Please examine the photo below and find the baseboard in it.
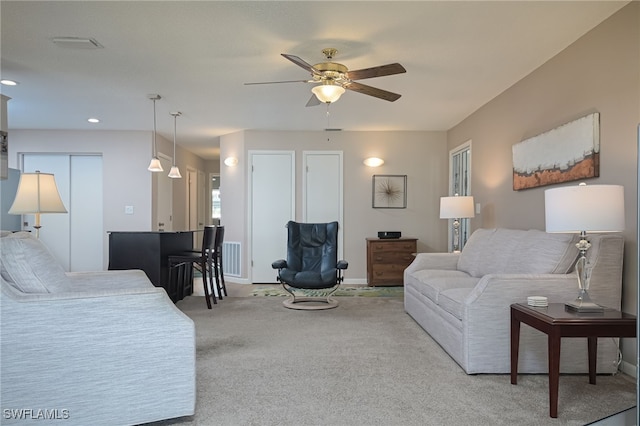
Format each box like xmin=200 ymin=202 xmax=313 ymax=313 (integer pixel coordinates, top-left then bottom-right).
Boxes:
xmin=619 ymin=360 xmax=637 ymax=379
xmin=224 ymin=277 xmax=369 ymax=285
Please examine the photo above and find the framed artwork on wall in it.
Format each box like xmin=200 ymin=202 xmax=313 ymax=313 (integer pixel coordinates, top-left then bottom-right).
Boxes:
xmin=372 ymin=174 xmax=407 ymax=209
xmin=512 ymin=112 xmax=600 ymax=190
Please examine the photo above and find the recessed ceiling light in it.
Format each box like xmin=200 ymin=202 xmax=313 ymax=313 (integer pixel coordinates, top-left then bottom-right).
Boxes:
xmin=87 ymin=118 xmax=100 ymax=123
xmin=1 ymin=79 xmax=18 ymax=86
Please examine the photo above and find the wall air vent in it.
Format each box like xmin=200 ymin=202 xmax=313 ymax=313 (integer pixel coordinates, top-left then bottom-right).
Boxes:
xmin=52 ymin=37 xmax=104 ymax=49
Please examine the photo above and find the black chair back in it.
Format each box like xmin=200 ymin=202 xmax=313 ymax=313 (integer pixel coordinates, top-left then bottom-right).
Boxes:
xmin=202 ymin=226 xmax=217 ymax=259
xmin=285 ymin=221 xmax=338 ymax=285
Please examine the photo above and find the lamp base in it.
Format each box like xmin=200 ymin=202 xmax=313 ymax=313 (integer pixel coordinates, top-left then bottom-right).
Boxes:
xmin=565 ymin=302 xmax=604 ymax=312
xmin=565 ymin=287 xmax=604 ymax=312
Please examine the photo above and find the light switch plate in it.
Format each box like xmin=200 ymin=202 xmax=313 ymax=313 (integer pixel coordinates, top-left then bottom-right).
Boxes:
xmin=124 ymin=205 xmax=134 ymax=215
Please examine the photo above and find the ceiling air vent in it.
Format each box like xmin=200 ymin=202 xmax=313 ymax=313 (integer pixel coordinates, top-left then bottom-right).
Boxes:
xmin=52 ymin=37 xmax=103 ymax=49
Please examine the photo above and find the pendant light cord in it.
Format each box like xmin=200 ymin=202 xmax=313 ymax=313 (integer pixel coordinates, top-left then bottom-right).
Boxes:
xmin=173 ymin=113 xmax=177 ymax=164
xmin=152 ymin=98 xmax=157 ymax=157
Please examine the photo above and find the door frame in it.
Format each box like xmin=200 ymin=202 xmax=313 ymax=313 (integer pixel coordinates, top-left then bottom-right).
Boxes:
xmin=247 ymin=150 xmax=295 ymax=283
xmin=301 ymin=150 xmax=344 ymax=260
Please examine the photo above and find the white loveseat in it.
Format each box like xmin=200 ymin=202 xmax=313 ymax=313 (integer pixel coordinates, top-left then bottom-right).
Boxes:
xmin=404 ymin=228 xmax=624 ymax=374
xmin=0 ymin=232 xmax=196 ymax=425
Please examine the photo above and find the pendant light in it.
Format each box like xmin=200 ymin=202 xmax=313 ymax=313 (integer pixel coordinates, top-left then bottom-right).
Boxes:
xmin=147 ymin=94 xmax=163 ymax=172
xmin=168 ymin=112 xmax=182 ymax=179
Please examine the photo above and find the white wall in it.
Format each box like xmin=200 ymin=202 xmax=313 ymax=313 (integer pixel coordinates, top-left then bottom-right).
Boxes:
xmin=221 ymin=129 xmax=449 ymax=283
xmin=8 ymin=129 xmax=153 ymax=268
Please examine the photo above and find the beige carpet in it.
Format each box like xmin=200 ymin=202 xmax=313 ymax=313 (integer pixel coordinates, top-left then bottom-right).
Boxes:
xmin=156 ymin=295 xmax=635 ymax=426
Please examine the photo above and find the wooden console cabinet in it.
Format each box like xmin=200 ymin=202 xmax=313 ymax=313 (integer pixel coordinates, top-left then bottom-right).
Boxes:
xmin=366 ymin=237 xmax=417 ymax=286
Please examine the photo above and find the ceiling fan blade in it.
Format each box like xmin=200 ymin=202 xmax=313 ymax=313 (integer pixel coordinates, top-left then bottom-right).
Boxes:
xmin=305 ymin=95 xmax=321 ymax=107
xmin=281 ymin=54 xmax=319 ymax=75
xmin=244 ymin=79 xmax=312 ymax=85
xmin=345 ymin=81 xmax=402 ymax=102
xmin=345 ymin=63 xmax=406 ymax=81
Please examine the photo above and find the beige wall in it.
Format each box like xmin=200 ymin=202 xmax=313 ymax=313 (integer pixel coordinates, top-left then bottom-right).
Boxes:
xmin=220 ymin=129 xmax=449 ymax=283
xmin=155 ymin=135 xmax=208 ymax=230
xmin=447 ymin=3 xmax=639 ymax=368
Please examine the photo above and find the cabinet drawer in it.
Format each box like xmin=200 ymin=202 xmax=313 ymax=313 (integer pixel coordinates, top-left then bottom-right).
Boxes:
xmin=370 ymin=242 xmax=416 ymax=253
xmin=371 ymin=252 xmax=415 ymax=265
xmin=371 ymin=265 xmax=404 ymax=283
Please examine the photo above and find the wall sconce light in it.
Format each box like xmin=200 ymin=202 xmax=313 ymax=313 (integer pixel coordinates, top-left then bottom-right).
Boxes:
xmin=363 ymin=157 xmax=384 ymax=167
xmin=224 ymin=157 xmax=238 ymax=167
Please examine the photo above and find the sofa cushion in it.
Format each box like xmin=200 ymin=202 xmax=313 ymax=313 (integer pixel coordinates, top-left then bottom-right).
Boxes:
xmin=505 ymin=230 xmax=579 ymax=274
xmin=457 ymin=228 xmax=578 ymax=277
xmin=438 ymin=287 xmax=474 ymax=320
xmin=0 ymin=232 xmax=70 ymax=293
xmin=409 ymin=269 xmax=479 ymax=304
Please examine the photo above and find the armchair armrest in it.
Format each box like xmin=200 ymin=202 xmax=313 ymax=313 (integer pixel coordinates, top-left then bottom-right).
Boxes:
xmin=272 ymin=259 xmax=287 ymax=269
xmin=337 ymin=260 xmax=348 ymax=270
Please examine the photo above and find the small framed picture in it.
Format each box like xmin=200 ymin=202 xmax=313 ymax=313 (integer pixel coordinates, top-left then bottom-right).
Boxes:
xmin=372 ymin=175 xmax=407 ymax=209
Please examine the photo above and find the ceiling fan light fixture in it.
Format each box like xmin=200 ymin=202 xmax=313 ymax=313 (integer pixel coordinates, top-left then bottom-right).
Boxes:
xmin=311 ymin=84 xmax=345 ymax=104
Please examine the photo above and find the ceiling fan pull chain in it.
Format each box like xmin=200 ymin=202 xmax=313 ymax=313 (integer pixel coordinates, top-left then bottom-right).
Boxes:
xmin=326 ymin=103 xmax=331 ymax=141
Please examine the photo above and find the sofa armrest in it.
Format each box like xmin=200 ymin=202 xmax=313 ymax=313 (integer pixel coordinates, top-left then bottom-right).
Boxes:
xmin=465 ymin=273 xmax=581 ymax=309
xmin=1 ymin=280 xmax=195 ymax=424
xmin=404 ymin=252 xmax=460 ymax=276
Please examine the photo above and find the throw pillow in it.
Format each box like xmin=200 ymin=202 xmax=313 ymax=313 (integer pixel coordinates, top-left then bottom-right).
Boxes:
xmin=0 ymin=232 xmax=70 ymax=293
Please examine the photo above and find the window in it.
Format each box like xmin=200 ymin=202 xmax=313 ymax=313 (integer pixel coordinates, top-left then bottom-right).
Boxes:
xmin=211 ymin=174 xmax=221 ymax=220
xmin=449 ymin=142 xmax=472 ymax=250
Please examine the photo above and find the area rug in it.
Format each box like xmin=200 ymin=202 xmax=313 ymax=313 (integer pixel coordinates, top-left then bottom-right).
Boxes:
xmin=250 ymin=285 xmax=404 ymax=297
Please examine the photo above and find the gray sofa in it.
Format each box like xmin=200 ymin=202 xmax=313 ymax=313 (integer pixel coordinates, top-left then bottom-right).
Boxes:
xmin=404 ymin=228 xmax=624 ymax=374
xmin=0 ymin=231 xmax=195 ymax=425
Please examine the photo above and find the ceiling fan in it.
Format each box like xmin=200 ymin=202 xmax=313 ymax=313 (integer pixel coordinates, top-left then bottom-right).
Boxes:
xmin=245 ymin=48 xmax=406 ymax=107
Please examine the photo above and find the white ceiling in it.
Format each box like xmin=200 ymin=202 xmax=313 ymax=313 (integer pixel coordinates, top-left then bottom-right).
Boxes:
xmin=0 ymin=1 xmax=628 ymax=160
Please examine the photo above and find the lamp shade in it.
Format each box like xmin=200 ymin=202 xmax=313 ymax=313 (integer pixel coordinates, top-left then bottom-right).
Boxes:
xmin=440 ymin=196 xmax=475 ymax=219
xmin=311 ymin=84 xmax=345 ymax=103
xmin=545 ymin=184 xmax=625 ymax=232
xmin=8 ymin=172 xmax=67 ymax=214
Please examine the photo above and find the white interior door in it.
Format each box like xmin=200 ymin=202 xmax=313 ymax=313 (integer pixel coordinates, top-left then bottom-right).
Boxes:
xmin=250 ymin=151 xmax=295 ymax=283
xmin=22 ymin=154 xmax=103 ymax=271
xmin=156 ymin=154 xmax=172 ymax=231
xmin=303 ymin=151 xmax=344 ymax=259
xmin=69 ymin=155 xmax=103 ymax=271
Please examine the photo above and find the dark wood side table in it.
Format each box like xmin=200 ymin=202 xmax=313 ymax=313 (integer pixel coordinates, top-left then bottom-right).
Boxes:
xmin=510 ymin=303 xmax=636 ymax=418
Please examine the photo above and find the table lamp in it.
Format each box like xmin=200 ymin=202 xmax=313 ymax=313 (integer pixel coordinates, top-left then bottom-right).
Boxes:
xmin=545 ymin=183 xmax=625 ymax=312
xmin=8 ymin=171 xmax=67 ymax=238
xmin=440 ymin=194 xmax=475 ymax=252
